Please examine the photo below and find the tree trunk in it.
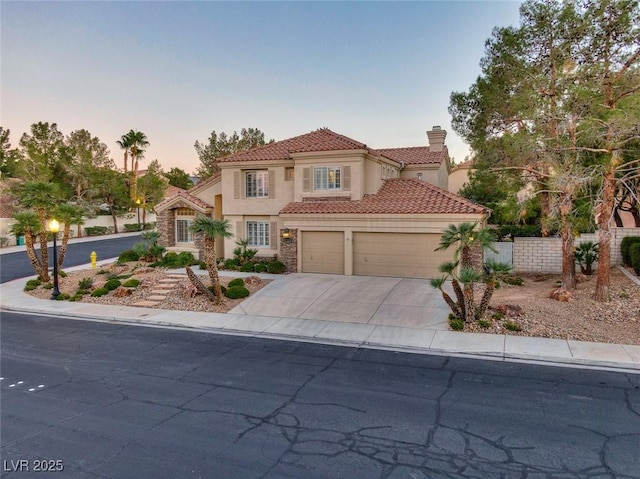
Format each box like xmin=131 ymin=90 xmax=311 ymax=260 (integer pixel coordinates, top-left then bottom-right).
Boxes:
xmin=451 ymin=279 xmax=465 ymax=319
xmin=58 ymin=224 xmax=71 ymax=269
xmin=24 ymin=231 xmax=45 ymax=281
xmin=110 ymin=208 xmax=119 ymax=234
xmin=123 ymin=152 xmax=128 ymax=173
xmin=185 ymin=266 xmax=217 ymax=301
xmin=36 ymin=208 xmax=50 ymax=282
xmin=463 ymin=283 xmax=475 ymax=323
xmin=204 ymin=237 xmax=224 ymax=303
xmin=439 ymin=290 xmax=462 ymax=319
xmin=594 ymin=164 xmax=617 ymax=302
xmin=561 ymin=224 xmax=576 ymax=291
xmin=477 ymin=281 xmax=495 ymax=320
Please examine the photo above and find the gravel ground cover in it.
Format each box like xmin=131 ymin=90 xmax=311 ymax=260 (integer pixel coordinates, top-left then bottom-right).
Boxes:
xmin=24 ymin=263 xmax=639 ymax=345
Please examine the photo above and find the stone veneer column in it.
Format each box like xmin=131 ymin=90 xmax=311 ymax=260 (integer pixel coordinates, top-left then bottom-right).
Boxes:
xmin=279 ymin=228 xmax=298 ymax=273
xmin=158 ymin=209 xmax=176 ymax=247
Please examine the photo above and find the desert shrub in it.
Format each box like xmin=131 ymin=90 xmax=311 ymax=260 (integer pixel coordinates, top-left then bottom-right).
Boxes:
xmin=504 ymin=321 xmax=523 ymax=332
xmin=223 ymin=258 xmax=240 ymax=270
xmin=178 ymin=251 xmax=197 ymax=266
xmin=208 ymin=285 xmax=227 ymax=295
xmin=91 ymin=287 xmax=109 ymax=297
xmin=228 ymin=278 xmax=245 ymax=288
xmin=266 ymin=260 xmax=286 ymax=274
xmin=198 ymin=261 xmax=207 ymax=270
xmin=24 ymin=278 xmax=42 ymax=291
xmin=503 ymin=276 xmax=524 ymax=286
xmin=55 ymin=293 xmax=71 ymax=301
xmin=104 ymin=279 xmax=122 ymax=290
xmin=478 ymin=319 xmax=492 ymax=328
xmin=254 ymin=262 xmax=268 ymax=273
xmin=124 ymin=223 xmax=142 ymax=232
xmin=224 ymin=285 xmax=250 ymax=299
xmin=59 ymin=270 xmax=67 ymax=278
xmin=233 ymin=239 xmax=258 ymax=265
xmin=240 ymin=262 xmax=256 ymax=272
xmin=449 ymin=317 xmax=465 ymax=331
xmin=97 ymin=268 xmax=109 ymax=275
xmin=574 ymin=241 xmax=599 ymax=275
xmin=85 ymin=226 xmax=109 ymax=236
xmin=630 ymin=243 xmax=640 ymax=276
xmin=42 ymin=282 xmax=53 ymax=290
xmin=76 ymin=289 xmax=91 ymax=296
xmin=491 ymin=310 xmax=506 ymax=321
xmin=78 ymin=277 xmax=94 ymax=290
xmin=122 ymin=279 xmax=141 ymax=288
xmin=621 ymin=237 xmax=640 ymax=266
xmin=118 ymin=249 xmax=141 ymax=263
xmin=69 ymin=294 xmax=83 ymax=302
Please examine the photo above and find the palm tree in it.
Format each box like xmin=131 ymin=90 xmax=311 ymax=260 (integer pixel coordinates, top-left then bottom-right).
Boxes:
xmin=477 ymin=260 xmax=513 ymax=319
xmin=54 ymin=203 xmax=85 ymax=269
xmin=435 ymin=222 xmax=497 ymax=270
xmin=19 ymin=181 xmax=61 ymax=281
xmin=9 ymin=211 xmax=46 ymax=281
xmin=189 ymin=216 xmax=233 ymax=302
xmin=116 ymin=132 xmax=133 ymax=173
xmin=127 ymin=130 xmax=149 ymax=201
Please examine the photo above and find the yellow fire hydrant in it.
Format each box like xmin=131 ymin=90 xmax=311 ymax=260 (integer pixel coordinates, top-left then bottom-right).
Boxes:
xmin=90 ymin=251 xmax=97 ymax=269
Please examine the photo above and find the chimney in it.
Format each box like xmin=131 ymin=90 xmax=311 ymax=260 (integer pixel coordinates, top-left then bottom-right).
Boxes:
xmin=427 ymin=125 xmax=447 ymax=152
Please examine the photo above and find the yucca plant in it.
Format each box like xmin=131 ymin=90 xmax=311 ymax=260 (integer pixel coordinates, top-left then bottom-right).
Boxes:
xmin=575 ymin=241 xmax=598 ymax=275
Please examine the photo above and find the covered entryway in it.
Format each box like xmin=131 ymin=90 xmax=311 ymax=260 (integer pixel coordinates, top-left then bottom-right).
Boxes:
xmin=353 ymin=232 xmax=450 ymax=279
xmin=301 ymin=231 xmax=345 ymax=274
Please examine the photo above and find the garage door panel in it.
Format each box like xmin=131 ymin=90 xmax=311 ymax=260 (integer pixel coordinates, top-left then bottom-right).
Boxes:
xmin=353 ymin=232 xmax=452 ymax=279
xmin=302 ymin=232 xmax=344 ymax=274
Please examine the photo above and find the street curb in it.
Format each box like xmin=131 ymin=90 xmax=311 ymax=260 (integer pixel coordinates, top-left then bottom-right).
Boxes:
xmin=3 ymin=304 xmax=639 ymax=375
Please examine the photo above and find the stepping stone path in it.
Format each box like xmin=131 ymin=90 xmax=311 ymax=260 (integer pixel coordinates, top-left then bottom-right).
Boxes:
xmin=132 ymin=275 xmax=183 ymax=308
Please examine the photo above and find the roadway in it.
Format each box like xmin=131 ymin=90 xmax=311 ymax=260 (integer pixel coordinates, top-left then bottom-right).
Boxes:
xmin=2 ymin=312 xmax=639 ymax=478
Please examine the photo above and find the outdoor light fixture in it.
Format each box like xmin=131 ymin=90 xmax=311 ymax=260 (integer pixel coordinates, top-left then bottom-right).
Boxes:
xmin=281 ymin=228 xmax=291 ymax=240
xmin=49 ymin=219 xmax=60 ymax=300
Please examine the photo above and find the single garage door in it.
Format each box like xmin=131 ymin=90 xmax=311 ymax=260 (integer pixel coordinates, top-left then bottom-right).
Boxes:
xmin=353 ymin=232 xmax=451 ymax=278
xmin=301 ymin=231 xmax=345 ymax=274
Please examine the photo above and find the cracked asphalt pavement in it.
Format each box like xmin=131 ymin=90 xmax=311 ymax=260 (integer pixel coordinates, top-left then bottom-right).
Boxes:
xmin=1 ymin=312 xmax=639 ymax=478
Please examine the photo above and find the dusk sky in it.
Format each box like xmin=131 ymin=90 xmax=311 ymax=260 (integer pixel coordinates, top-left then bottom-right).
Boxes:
xmin=2 ymin=1 xmax=523 ymax=175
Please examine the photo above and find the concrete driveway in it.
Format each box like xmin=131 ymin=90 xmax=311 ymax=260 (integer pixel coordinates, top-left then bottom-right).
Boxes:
xmin=229 ymin=273 xmax=450 ymax=330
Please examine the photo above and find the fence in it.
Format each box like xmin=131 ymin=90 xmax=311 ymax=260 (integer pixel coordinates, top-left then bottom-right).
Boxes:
xmin=484 ymin=227 xmax=640 ymax=274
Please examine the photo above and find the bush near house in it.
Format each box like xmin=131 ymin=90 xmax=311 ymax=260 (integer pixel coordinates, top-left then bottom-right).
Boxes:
xmin=630 ymin=243 xmax=640 ymax=276
xmin=85 ymin=226 xmax=111 ymax=236
xmin=621 ymin=237 xmax=640 ymax=267
xmin=224 ymin=285 xmax=250 ymax=299
xmin=266 ymin=260 xmax=286 ymax=274
xmin=228 ymin=278 xmax=245 ymax=288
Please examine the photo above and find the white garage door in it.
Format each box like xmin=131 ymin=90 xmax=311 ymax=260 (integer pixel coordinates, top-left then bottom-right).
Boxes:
xmin=301 ymin=231 xmax=345 ymax=274
xmin=353 ymin=232 xmax=451 ymax=278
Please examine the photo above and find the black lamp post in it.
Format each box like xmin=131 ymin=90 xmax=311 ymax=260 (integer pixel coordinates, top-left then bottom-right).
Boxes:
xmin=49 ymin=219 xmax=60 ymax=300
xmin=136 ymin=198 xmax=141 ymax=231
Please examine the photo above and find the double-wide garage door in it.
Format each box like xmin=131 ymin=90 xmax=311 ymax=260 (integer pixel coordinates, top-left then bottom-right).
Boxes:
xmin=301 ymin=231 xmax=452 ymax=278
xmin=353 ymin=232 xmax=449 ymax=278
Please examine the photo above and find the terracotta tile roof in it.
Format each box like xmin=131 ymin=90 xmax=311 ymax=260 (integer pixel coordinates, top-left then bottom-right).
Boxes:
xmin=451 ymin=158 xmax=474 ymax=172
xmin=165 ymin=185 xmax=185 ymax=198
xmin=188 ymin=171 xmax=221 ymax=195
xmin=378 ymin=146 xmax=447 ymax=166
xmin=280 ymin=178 xmax=488 ymax=215
xmin=217 ymin=128 xmax=378 ymax=163
xmin=155 ymin=190 xmax=213 ymax=213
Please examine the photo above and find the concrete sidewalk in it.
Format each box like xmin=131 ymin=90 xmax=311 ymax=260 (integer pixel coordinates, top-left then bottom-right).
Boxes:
xmin=1 ymin=264 xmax=639 ymax=373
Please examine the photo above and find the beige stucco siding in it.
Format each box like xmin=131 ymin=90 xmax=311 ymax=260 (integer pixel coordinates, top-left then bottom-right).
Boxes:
xmin=193 ymin=179 xmax=222 ymax=203
xmin=399 ymin=166 xmax=440 ymax=185
xmin=449 ymin=166 xmax=471 ymax=194
xmin=220 ymin=166 xmax=293 ymax=216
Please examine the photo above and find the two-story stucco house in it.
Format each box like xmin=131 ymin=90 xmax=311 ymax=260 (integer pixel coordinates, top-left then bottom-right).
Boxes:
xmin=155 ymin=126 xmax=489 ymax=278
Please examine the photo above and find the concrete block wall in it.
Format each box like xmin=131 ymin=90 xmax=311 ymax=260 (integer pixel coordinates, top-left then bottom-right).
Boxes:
xmin=511 ymin=228 xmax=640 ymax=273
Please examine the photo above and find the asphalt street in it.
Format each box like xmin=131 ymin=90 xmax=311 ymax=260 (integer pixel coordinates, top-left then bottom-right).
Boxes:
xmin=1 ymin=312 xmax=639 ymax=478
xmin=0 ymin=235 xmax=142 ymax=283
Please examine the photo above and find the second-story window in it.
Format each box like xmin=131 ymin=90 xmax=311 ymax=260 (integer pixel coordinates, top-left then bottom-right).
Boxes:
xmin=245 ymin=170 xmax=269 ymax=198
xmin=314 ymin=166 xmax=341 ymax=190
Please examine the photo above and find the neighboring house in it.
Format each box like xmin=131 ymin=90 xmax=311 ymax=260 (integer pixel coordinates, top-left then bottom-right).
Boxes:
xmin=155 ymin=126 xmax=490 ymax=278
xmin=448 ymin=158 xmax=473 ymax=194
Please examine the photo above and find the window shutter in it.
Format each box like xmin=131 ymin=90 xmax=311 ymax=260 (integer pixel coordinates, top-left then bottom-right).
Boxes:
xmin=268 ymin=170 xmax=275 ymax=199
xmin=236 ymin=221 xmax=243 ymax=240
xmin=234 ymin=172 xmax=241 ymax=199
xmin=270 ymin=222 xmax=277 ymax=249
xmin=303 ymin=168 xmax=310 ymax=192
xmin=343 ymin=166 xmax=351 ymax=191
